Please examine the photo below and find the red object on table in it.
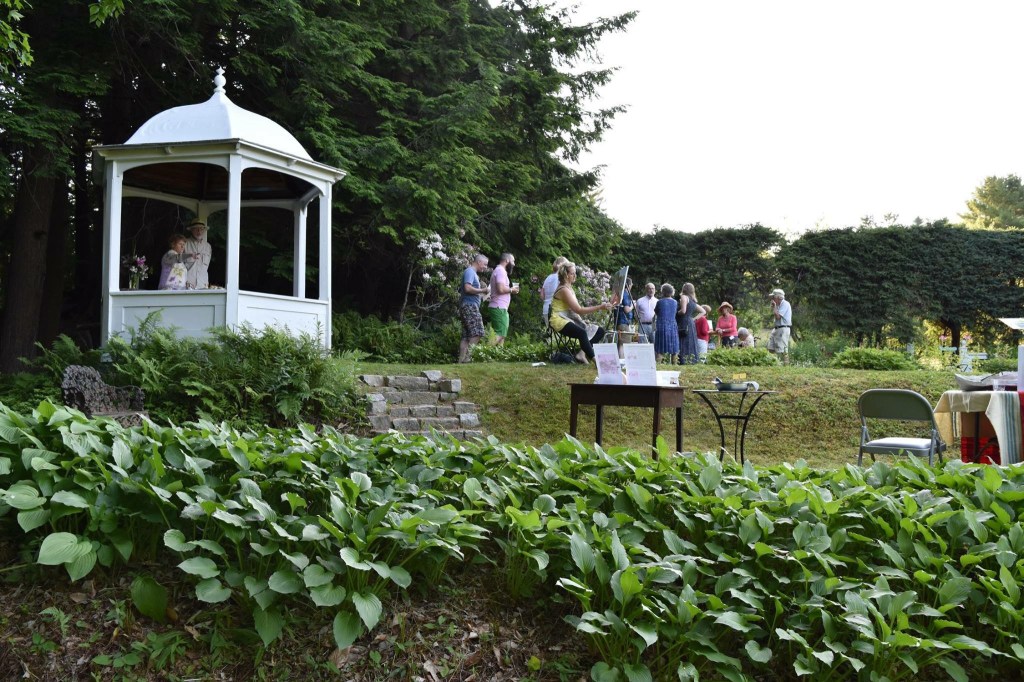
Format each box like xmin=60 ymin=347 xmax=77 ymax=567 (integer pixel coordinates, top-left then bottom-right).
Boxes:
xmin=958 ymin=390 xmax=1024 ymax=464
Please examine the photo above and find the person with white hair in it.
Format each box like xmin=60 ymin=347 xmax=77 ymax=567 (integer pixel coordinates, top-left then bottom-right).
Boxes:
xmin=184 ymin=219 xmax=212 ymax=289
xmin=737 ymin=327 xmax=755 ymax=348
xmin=767 ymin=288 xmax=792 ymax=364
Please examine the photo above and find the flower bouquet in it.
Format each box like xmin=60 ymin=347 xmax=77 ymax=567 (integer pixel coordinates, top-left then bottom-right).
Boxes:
xmin=122 ymin=254 xmax=150 ymax=290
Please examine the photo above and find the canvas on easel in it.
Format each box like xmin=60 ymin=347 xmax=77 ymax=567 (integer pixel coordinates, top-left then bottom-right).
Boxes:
xmin=605 ymin=266 xmax=629 ymax=344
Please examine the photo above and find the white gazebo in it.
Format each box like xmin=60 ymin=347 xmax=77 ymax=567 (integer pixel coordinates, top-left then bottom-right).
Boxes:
xmin=94 ymin=68 xmax=346 ymax=349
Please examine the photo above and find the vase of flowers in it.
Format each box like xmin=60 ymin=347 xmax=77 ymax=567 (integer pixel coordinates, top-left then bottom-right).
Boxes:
xmin=122 ymin=254 xmax=150 ymax=290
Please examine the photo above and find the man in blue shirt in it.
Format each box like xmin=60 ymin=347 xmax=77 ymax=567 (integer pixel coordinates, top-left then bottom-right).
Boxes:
xmin=768 ymin=288 xmax=792 ymax=365
xmin=458 ymin=254 xmax=489 ymax=363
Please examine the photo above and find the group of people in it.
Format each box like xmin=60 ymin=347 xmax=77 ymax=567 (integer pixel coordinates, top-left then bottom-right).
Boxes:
xmin=456 ymin=252 xmax=792 ymax=365
xmin=158 ymin=219 xmax=212 ymax=290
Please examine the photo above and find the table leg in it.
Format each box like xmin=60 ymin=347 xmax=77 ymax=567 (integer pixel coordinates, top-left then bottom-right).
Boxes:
xmin=651 ymin=399 xmax=661 ymax=455
xmin=595 ymin=405 xmax=604 ymax=445
xmin=570 ymin=399 xmax=579 ymax=439
xmin=675 ymin=406 xmax=683 ymax=454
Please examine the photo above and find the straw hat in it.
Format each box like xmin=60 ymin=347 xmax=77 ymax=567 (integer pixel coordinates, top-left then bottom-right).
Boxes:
xmin=718 ymin=301 xmax=733 ymax=312
xmin=187 ymin=219 xmax=207 ymax=231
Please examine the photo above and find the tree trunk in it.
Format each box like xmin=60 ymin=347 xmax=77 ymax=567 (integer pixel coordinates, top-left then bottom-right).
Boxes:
xmin=36 ymin=173 xmax=70 ymax=348
xmin=0 ymin=143 xmax=59 ymax=373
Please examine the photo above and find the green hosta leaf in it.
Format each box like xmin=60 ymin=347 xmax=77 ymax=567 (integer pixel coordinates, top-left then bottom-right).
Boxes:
xmin=533 ymin=494 xmax=556 ymax=514
xmin=629 ymin=620 xmax=658 ymax=649
xmin=571 ymin=534 xmax=596 ymax=574
xmin=525 ymin=549 xmax=549 ymax=571
xmin=178 ymin=557 xmax=219 ymax=579
xmin=754 ymin=542 xmax=774 ymax=558
xmin=463 ymin=477 xmax=483 ymax=501
xmin=50 ymin=490 xmax=89 ymax=508
xmin=112 ymin=439 xmax=133 ymax=470
xmin=67 ymin=549 xmax=97 ymax=581
xmin=913 ymin=570 xmax=935 ymax=584
xmin=192 ymin=540 xmax=226 ymax=557
xmin=212 ymin=509 xmax=246 ymax=528
xmin=622 ymin=663 xmax=652 ymax=682
xmin=131 ymin=575 xmax=168 ymax=623
xmin=245 ymin=495 xmax=277 ymax=522
xmin=30 ymin=456 xmax=59 ymax=471
xmin=4 ymin=483 xmax=45 ymax=510
xmin=0 ymin=457 xmax=10 ymax=475
xmin=591 ymin=662 xmax=621 ymax=682
xmin=303 ymin=564 xmax=335 ymax=588
xmin=163 ymin=530 xmax=192 ymax=553
xmin=352 ymin=591 xmax=383 ymax=630
xmin=619 ymin=569 xmax=643 ymax=605
xmin=254 ymin=606 xmax=284 ymax=646
xmin=38 ymin=532 xmax=91 ymax=565
xmin=746 ymin=640 xmax=772 ymax=663
xmin=937 ymin=657 xmax=969 ymax=682
xmin=506 ymin=507 xmax=541 ymax=530
xmin=196 ymin=578 xmax=232 ymax=603
xmin=715 ymin=611 xmax=753 ymax=633
xmin=17 ymin=508 xmax=50 ymax=532
xmin=283 ymin=492 xmax=307 ymax=514
xmin=1000 ymin=566 xmax=1020 ymax=605
xmin=268 ymin=569 xmax=303 ymax=594
xmin=333 ymin=610 xmax=362 ymax=649
xmin=281 ymin=551 xmax=309 ymax=571
xmin=611 ymin=532 xmax=629 ymax=571
xmin=388 ymin=565 xmax=412 ymax=588
xmin=350 ymin=471 xmax=372 ymax=492
xmin=339 ymin=547 xmax=370 ymax=570
xmin=301 ymin=524 xmax=329 ymax=541
xmin=937 ymin=577 xmax=973 ymax=608
xmin=699 ymin=466 xmax=721 ymax=493
xmin=310 ymin=583 xmax=346 ymax=607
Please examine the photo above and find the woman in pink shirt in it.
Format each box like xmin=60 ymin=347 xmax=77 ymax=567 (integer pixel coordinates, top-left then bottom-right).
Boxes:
xmin=715 ymin=302 xmax=738 ymax=347
xmin=695 ymin=305 xmax=712 ymax=361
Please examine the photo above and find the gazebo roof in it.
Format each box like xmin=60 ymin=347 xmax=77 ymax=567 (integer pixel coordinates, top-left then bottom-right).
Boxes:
xmin=125 ymin=68 xmax=311 ymax=161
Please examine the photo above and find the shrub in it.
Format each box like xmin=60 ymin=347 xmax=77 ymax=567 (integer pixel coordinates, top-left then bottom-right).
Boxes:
xmin=706 ymin=347 xmax=779 ymax=366
xmin=470 ymin=337 xmax=548 ymax=363
xmin=789 ymin=333 xmax=849 ymax=367
xmin=99 ymin=317 xmax=363 ymax=428
xmin=332 ymin=311 xmax=453 ymax=363
xmin=830 ymin=347 xmax=919 ymax=370
xmin=977 ymin=356 xmax=1018 ymax=373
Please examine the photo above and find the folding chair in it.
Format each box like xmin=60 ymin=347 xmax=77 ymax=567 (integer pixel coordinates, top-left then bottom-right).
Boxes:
xmin=547 ymin=322 xmax=581 ymax=359
xmin=857 ymin=389 xmax=946 ymax=465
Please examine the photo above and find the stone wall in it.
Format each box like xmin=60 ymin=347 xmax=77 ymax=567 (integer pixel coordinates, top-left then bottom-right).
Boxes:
xmin=361 ymin=371 xmax=483 ymax=440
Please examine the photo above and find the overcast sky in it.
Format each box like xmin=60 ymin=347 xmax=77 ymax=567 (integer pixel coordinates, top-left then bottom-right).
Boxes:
xmin=564 ymin=0 xmax=1024 ymax=235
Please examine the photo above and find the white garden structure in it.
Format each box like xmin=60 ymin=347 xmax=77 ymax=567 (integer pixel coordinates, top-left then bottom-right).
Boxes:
xmin=94 ymin=69 xmax=345 ymax=349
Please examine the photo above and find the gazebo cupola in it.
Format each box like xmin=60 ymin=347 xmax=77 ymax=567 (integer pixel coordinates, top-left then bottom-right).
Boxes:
xmin=93 ymin=68 xmax=346 ymax=349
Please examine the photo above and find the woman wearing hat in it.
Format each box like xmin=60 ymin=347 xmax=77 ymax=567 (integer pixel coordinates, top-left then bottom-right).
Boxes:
xmin=715 ymin=301 xmax=738 ymax=347
xmin=184 ymin=219 xmax=212 ymax=289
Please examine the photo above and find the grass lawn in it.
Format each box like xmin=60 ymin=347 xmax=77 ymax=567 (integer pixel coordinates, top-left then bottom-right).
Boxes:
xmin=357 ymin=361 xmax=960 ymax=469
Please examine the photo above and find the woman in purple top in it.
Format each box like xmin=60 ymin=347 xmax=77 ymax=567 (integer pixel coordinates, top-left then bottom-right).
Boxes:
xmin=653 ymin=283 xmax=679 ymax=364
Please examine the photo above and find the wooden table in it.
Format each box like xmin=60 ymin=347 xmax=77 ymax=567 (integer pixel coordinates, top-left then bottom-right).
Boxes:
xmin=692 ymin=389 xmax=776 ymax=464
xmin=568 ymin=383 xmax=685 ymax=457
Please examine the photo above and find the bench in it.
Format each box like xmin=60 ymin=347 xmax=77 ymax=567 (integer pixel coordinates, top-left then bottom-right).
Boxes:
xmin=61 ymin=365 xmax=148 ymax=426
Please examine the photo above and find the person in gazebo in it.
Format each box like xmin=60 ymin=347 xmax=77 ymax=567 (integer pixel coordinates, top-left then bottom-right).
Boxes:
xmin=159 ymin=234 xmax=194 ymax=290
xmin=184 ymin=219 xmax=212 ymax=289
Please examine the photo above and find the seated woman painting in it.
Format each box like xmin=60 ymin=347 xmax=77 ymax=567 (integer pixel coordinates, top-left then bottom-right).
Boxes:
xmin=549 ymin=261 xmax=613 ymax=364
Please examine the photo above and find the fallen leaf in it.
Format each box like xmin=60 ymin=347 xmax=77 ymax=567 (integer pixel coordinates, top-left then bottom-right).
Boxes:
xmin=184 ymin=625 xmax=201 ymax=641
xmin=494 ymin=646 xmax=502 ymax=667
xmin=329 ymin=646 xmax=352 ymax=668
xmin=422 ymin=659 xmax=441 ymax=682
xmin=68 ymin=593 xmax=88 ymax=604
xmin=463 ymin=649 xmax=483 ymax=667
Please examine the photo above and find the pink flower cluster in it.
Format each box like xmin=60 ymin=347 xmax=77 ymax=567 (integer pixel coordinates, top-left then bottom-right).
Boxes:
xmin=121 ymin=254 xmax=151 ymax=278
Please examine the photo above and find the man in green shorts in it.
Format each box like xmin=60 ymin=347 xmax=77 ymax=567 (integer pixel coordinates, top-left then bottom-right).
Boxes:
xmin=487 ymin=253 xmax=520 ymax=345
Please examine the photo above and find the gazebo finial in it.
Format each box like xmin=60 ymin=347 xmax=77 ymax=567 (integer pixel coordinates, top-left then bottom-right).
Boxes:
xmin=213 ymin=67 xmax=226 ymax=94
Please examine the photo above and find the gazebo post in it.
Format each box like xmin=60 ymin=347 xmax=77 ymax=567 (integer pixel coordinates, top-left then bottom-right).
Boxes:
xmin=101 ymin=160 xmax=123 ymax=345
xmin=225 ymin=155 xmax=243 ymax=329
xmin=318 ymin=188 xmax=332 ymax=348
xmin=293 ymin=205 xmax=307 ymax=298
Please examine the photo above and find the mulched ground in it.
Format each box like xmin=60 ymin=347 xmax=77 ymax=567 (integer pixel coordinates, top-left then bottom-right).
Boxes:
xmin=0 ymin=549 xmax=591 ymax=681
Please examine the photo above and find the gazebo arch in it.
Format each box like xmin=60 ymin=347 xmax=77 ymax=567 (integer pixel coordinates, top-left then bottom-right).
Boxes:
xmin=93 ymin=68 xmax=346 ymax=349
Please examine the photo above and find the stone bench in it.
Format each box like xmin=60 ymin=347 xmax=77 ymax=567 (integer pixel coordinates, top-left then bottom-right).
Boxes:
xmin=61 ymin=365 xmax=148 ymax=427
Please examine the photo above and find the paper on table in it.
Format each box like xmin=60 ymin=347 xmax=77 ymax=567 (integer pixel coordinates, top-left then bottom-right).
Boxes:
xmin=623 ymin=343 xmax=658 ymax=385
xmin=593 ymin=343 xmax=623 ymax=384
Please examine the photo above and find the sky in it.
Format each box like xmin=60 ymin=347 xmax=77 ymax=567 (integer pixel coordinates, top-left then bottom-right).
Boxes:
xmin=562 ymin=0 xmax=1024 ymax=235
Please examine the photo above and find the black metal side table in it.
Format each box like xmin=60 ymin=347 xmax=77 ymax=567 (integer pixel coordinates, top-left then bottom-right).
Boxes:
xmin=693 ymin=389 xmax=777 ymax=464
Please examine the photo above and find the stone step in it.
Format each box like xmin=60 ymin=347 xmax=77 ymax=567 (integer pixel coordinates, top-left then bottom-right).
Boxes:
xmin=371 ymin=429 xmax=485 ymax=440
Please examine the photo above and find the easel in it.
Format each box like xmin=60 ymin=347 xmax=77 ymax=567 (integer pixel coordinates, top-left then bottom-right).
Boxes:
xmin=604 ymin=266 xmax=649 ymax=346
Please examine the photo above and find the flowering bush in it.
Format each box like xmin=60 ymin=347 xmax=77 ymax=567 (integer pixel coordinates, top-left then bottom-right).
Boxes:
xmin=121 ymin=254 xmax=150 ymax=289
xmin=573 ymin=263 xmax=611 ymax=305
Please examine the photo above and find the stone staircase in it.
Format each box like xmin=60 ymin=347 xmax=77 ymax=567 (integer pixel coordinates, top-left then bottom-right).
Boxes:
xmin=360 ymin=370 xmax=484 ymax=439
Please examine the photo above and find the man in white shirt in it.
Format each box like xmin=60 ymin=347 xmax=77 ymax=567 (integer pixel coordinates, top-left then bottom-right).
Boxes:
xmin=768 ymin=288 xmax=792 ymax=364
xmin=634 ymin=282 xmax=657 ymax=345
